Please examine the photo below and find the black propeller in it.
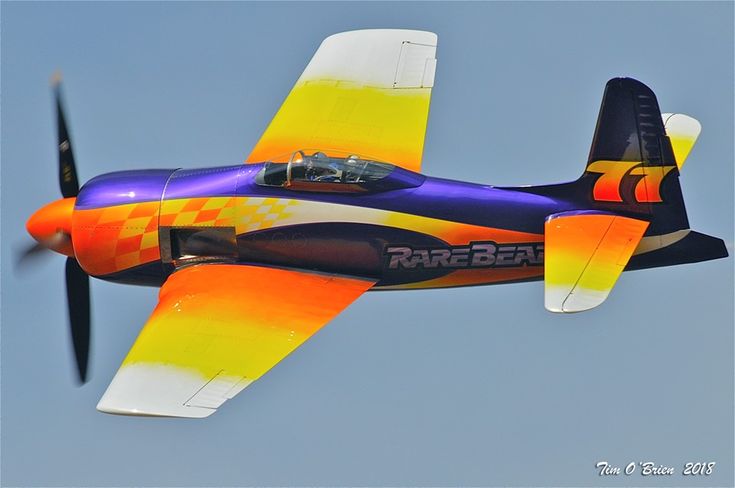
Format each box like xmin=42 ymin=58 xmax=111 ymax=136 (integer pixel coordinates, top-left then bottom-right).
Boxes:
xmin=20 ymin=73 xmax=91 ymax=383
xmin=65 ymin=258 xmax=90 ymax=382
xmin=53 ymin=72 xmax=80 ymax=198
xmin=15 ymin=231 xmax=70 ymax=271
xmin=53 ymin=74 xmax=91 ymax=384
xmin=16 ymin=242 xmax=52 ymax=270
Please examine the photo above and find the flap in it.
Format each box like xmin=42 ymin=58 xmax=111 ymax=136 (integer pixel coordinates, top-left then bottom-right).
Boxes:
xmin=97 ymin=264 xmax=375 ymax=418
xmin=544 ymin=211 xmax=649 ymax=313
xmin=246 ymin=29 xmax=437 ymax=172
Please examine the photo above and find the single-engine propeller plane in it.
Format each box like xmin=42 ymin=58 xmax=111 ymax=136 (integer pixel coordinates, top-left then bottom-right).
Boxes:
xmin=22 ymin=30 xmax=728 ymax=417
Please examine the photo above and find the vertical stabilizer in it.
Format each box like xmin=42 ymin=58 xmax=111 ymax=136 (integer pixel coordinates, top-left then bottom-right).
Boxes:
xmin=579 ymin=78 xmax=688 ymax=235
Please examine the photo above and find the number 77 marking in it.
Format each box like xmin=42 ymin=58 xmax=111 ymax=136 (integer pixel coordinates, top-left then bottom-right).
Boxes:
xmin=587 ymin=160 xmax=676 ymax=203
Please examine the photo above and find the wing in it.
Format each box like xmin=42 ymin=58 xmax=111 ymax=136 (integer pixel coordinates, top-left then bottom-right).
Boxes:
xmin=246 ymin=29 xmax=437 ymax=172
xmin=97 ymin=264 xmax=375 ymax=418
xmin=544 ymin=211 xmax=649 ymax=313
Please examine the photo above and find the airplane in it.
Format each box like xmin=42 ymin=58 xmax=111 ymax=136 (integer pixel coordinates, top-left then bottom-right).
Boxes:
xmin=22 ymin=29 xmax=728 ymax=418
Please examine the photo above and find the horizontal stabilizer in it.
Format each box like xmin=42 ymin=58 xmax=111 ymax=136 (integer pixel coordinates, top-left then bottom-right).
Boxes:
xmin=628 ymin=229 xmax=728 ymax=270
xmin=545 ymin=211 xmax=649 ymax=313
xmin=662 ymin=113 xmax=701 ymax=169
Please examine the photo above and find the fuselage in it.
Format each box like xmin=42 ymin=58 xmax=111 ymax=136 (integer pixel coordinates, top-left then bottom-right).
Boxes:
xmin=66 ymin=160 xmax=648 ymax=290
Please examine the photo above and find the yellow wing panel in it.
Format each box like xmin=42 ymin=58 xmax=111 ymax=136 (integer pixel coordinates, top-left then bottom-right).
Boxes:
xmin=247 ymin=30 xmax=437 ymax=172
xmin=545 ymin=212 xmax=649 ymax=313
xmin=97 ymin=264 xmax=375 ymax=418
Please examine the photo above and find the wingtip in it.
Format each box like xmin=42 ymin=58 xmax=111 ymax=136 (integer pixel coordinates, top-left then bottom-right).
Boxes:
xmin=95 ymin=402 xmax=216 ymax=419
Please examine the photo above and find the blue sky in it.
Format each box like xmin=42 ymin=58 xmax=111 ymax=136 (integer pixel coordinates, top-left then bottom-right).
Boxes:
xmin=1 ymin=2 xmax=733 ymax=486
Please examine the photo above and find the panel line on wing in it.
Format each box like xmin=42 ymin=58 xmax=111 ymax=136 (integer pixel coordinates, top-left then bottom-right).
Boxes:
xmin=561 ymin=217 xmax=616 ymax=311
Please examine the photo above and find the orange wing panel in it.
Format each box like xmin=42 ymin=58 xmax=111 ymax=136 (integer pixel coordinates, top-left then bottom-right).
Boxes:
xmin=97 ymin=264 xmax=375 ymax=417
xmin=545 ymin=212 xmax=648 ymax=312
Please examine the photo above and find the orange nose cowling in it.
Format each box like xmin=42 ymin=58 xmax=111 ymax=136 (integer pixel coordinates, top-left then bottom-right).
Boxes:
xmin=26 ymin=197 xmax=76 ymax=256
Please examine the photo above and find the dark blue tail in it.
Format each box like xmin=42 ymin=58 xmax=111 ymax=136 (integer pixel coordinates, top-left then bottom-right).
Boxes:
xmin=578 ymin=77 xmax=688 ymax=235
xmin=528 ymin=77 xmax=727 ymax=266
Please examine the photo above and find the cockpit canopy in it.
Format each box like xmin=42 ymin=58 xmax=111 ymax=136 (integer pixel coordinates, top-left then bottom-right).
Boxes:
xmin=256 ymin=150 xmax=419 ymax=193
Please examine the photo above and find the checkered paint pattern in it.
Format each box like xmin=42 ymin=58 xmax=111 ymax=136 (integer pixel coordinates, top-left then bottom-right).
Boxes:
xmin=160 ymin=197 xmax=235 ymax=227
xmin=73 ymin=197 xmax=239 ymax=276
xmin=72 ymin=201 xmax=161 ymax=276
xmin=235 ymin=197 xmax=299 ymax=234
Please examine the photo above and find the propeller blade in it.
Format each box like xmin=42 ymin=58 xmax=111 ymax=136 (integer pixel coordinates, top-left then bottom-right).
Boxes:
xmin=16 ymin=232 xmax=72 ymax=273
xmin=15 ymin=242 xmax=51 ymax=272
xmin=65 ymin=257 xmax=90 ymax=383
xmin=52 ymin=73 xmax=80 ymax=198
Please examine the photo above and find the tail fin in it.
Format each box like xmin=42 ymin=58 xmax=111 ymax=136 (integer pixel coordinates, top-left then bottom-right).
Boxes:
xmin=537 ymin=78 xmax=726 ymax=312
xmin=580 ymin=77 xmax=688 ymax=235
xmin=518 ymin=77 xmax=727 ymax=268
